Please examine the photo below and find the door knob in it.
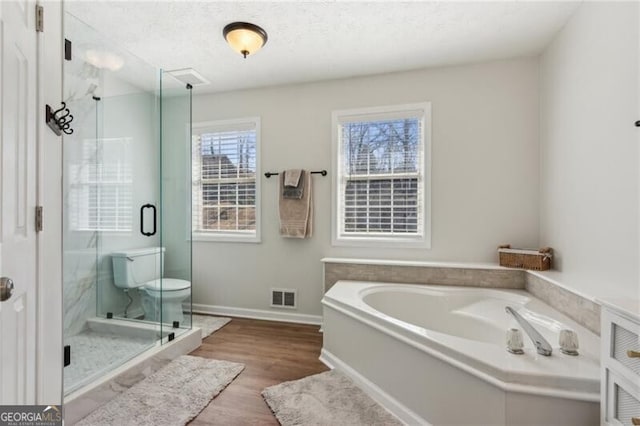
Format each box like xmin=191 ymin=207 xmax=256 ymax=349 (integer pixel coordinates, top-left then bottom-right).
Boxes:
xmin=0 ymin=277 xmax=14 ymax=302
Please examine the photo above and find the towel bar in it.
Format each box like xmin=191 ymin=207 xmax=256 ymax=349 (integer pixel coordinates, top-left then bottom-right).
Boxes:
xmin=264 ymin=170 xmax=327 ymax=178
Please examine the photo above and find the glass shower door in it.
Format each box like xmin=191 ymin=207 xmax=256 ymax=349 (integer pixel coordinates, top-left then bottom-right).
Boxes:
xmin=94 ymin=66 xmax=162 ymax=327
xmin=62 ymin=12 xmax=162 ymax=395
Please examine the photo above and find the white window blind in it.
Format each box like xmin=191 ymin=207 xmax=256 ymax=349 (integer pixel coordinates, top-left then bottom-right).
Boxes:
xmin=334 ymin=104 xmax=430 ymax=245
xmin=68 ymin=138 xmax=133 ymax=232
xmin=192 ymin=119 xmax=259 ymax=240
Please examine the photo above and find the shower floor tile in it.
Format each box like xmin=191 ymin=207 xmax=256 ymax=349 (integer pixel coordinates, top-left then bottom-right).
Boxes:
xmin=64 ymin=330 xmax=155 ymax=394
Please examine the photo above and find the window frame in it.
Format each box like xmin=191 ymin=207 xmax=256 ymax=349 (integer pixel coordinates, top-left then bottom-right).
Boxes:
xmin=331 ymin=103 xmax=432 ymax=248
xmin=191 ymin=117 xmax=261 ymax=243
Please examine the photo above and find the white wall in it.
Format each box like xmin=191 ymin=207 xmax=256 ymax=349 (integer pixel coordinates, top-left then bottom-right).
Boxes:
xmin=192 ymin=58 xmax=540 ymax=316
xmin=539 ymin=1 xmax=639 ymax=301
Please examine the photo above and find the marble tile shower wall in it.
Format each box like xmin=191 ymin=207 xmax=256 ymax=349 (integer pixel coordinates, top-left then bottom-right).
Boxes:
xmin=63 ymin=247 xmax=98 ymax=337
xmin=62 ymin=94 xmax=99 ymax=337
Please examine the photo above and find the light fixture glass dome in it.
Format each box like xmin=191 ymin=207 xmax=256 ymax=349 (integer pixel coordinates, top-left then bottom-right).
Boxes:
xmin=223 ymin=22 xmax=268 ymax=58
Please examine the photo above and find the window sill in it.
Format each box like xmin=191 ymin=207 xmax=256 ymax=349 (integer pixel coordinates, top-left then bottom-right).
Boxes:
xmin=332 ymin=235 xmax=431 ymax=249
xmin=191 ymin=232 xmax=261 ymax=244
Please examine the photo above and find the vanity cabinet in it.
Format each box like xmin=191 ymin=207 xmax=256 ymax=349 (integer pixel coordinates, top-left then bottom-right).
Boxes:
xmin=602 ymin=303 xmax=640 ymax=425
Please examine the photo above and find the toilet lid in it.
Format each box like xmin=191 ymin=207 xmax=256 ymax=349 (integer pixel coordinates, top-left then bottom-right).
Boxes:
xmin=144 ymin=278 xmax=190 ymax=291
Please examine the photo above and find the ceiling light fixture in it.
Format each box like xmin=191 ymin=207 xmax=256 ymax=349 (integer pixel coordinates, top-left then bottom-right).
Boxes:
xmin=223 ymin=22 xmax=268 ymax=59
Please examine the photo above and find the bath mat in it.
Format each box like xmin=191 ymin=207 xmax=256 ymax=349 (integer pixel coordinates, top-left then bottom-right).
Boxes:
xmin=75 ymin=355 xmax=244 ymax=426
xmin=192 ymin=314 xmax=231 ymax=338
xmin=262 ymin=370 xmax=402 ymax=426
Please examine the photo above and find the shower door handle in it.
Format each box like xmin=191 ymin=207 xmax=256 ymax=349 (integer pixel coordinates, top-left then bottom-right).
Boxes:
xmin=140 ymin=204 xmax=157 ymax=237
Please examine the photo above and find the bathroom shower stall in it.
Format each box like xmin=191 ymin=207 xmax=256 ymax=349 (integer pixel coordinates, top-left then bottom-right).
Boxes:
xmin=62 ymin=12 xmax=194 ymax=396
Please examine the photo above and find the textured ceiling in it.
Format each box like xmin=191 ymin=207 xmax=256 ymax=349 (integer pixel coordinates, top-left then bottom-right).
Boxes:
xmin=67 ymin=1 xmax=581 ymax=94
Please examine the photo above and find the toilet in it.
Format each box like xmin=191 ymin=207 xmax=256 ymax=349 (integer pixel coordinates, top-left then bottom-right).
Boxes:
xmin=111 ymin=247 xmax=191 ymax=325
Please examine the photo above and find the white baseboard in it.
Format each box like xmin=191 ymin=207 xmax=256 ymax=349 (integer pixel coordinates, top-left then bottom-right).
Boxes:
xmin=191 ymin=303 xmax=322 ymax=325
xmin=320 ymin=348 xmax=429 ymax=426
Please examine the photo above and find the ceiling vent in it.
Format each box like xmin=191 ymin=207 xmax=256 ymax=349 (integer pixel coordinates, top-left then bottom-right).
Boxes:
xmin=165 ymin=68 xmax=210 ymax=86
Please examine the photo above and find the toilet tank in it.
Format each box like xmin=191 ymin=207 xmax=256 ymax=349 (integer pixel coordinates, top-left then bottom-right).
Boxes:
xmin=111 ymin=247 xmax=165 ymax=289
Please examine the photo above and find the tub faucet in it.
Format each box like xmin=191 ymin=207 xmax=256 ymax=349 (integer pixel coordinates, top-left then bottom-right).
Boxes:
xmin=505 ymin=306 xmax=553 ymax=356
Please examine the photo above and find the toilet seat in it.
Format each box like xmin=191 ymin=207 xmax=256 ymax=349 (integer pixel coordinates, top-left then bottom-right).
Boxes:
xmin=144 ymin=278 xmax=191 ymax=292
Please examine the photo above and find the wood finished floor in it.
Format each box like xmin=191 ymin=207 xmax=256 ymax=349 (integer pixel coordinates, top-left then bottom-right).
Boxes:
xmin=189 ymin=317 xmax=327 ymax=425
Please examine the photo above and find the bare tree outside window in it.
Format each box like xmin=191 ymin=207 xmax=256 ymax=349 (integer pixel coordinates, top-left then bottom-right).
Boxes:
xmin=338 ymin=113 xmax=425 ymax=238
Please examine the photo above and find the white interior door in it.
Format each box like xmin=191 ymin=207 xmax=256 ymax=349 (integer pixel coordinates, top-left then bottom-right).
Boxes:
xmin=0 ymin=0 xmax=38 ymax=404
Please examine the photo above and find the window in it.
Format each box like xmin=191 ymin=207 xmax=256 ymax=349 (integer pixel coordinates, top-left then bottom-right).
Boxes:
xmin=332 ymin=103 xmax=431 ymax=247
xmin=68 ymin=138 xmax=133 ymax=232
xmin=192 ymin=118 xmax=260 ymax=242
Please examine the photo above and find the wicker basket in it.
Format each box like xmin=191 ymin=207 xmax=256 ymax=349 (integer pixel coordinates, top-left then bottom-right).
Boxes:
xmin=498 ymin=245 xmax=553 ymax=271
